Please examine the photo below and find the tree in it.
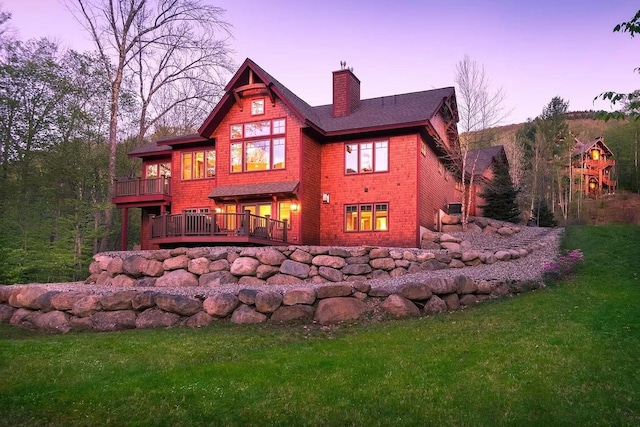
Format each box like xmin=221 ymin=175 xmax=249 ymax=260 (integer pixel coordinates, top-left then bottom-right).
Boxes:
xmin=596 ymin=10 xmax=640 ymax=120
xmin=65 ymin=0 xmax=233 ymax=251
xmin=453 ymin=55 xmax=509 ymax=229
xmin=531 ymin=199 xmax=557 ymax=227
xmin=478 ymin=158 xmax=520 ymax=223
xmin=519 ymin=97 xmax=569 ymax=220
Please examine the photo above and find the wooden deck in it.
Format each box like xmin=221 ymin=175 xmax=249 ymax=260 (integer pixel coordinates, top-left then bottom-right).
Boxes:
xmin=149 ymin=211 xmax=288 ymax=247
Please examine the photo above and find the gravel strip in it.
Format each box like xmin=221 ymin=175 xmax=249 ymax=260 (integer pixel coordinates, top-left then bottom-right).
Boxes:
xmin=12 ymin=227 xmax=564 ymax=298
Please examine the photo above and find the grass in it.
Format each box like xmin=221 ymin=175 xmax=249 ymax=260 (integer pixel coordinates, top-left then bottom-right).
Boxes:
xmin=1 ymin=225 xmax=639 ymax=426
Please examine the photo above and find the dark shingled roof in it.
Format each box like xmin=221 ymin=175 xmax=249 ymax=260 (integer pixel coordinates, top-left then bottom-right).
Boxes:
xmin=572 ymin=136 xmax=614 ymax=157
xmin=208 ymin=181 xmax=299 ymax=200
xmin=128 ymin=140 xmax=171 ymax=157
xmin=247 ymin=59 xmax=454 ymax=134
xmin=132 ymin=58 xmax=457 ymax=157
xmin=465 ymin=145 xmax=506 ymax=175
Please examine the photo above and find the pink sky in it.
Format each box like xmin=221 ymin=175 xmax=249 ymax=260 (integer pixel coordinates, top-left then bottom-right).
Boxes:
xmin=5 ymin=0 xmax=639 ymax=125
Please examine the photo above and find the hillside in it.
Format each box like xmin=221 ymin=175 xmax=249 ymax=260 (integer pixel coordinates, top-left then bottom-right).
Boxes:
xmin=578 ymin=191 xmax=640 ymax=225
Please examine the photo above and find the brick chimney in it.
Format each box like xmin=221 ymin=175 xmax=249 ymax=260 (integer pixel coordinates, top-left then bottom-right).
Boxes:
xmin=332 ymin=67 xmax=360 ymax=118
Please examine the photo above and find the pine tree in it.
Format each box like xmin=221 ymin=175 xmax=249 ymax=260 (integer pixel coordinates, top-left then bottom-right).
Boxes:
xmin=478 ymin=159 xmax=521 ymax=223
xmin=530 ymin=199 xmax=558 ymax=227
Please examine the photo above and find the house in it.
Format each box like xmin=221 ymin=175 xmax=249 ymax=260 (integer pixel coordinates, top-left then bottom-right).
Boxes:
xmin=113 ymin=59 xmax=462 ymax=250
xmin=463 ymin=145 xmax=508 ymax=217
xmin=570 ymin=136 xmax=616 ymax=198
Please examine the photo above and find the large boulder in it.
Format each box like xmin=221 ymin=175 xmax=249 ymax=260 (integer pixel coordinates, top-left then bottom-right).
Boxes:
xmin=154 ymin=294 xmax=203 ymax=316
xmin=32 ymin=311 xmax=71 ymax=333
xmin=318 ymin=266 xmax=343 ymax=282
xmin=203 ymin=293 xmax=239 ymax=317
xmin=369 ymin=258 xmax=396 ymax=271
xmin=270 ymin=305 xmax=315 ymax=323
xmin=71 ymin=295 xmax=102 ymax=317
xmin=230 ymin=304 xmax=267 ymax=324
xmin=316 ymin=284 xmax=352 ymax=299
xmin=424 ymin=295 xmax=448 ymax=314
xmin=182 ymin=312 xmax=214 ymax=328
xmin=135 ymin=308 xmax=181 ymax=329
xmin=279 ymin=260 xmax=311 ymax=279
xmin=162 ymin=255 xmax=190 ymax=271
xmin=396 ymin=282 xmax=432 ymax=301
xmin=282 ymin=288 xmax=316 ymax=306
xmin=313 ymin=297 xmax=366 ymax=325
xmin=100 ymin=290 xmax=139 ymax=310
xmin=312 ymin=255 xmax=346 ymax=269
xmin=156 ymin=269 xmax=198 ymax=287
xmin=255 ymin=248 xmax=287 ymax=266
xmin=266 ymin=274 xmax=303 ymax=285
xmin=199 ymin=271 xmax=238 ymax=286
xmin=427 ymin=277 xmax=457 ymax=295
xmin=91 ymin=310 xmax=137 ymax=332
xmin=255 ymin=291 xmax=283 ymax=314
xmin=380 ymin=294 xmax=419 ymax=318
xmin=289 ymin=249 xmax=314 ymax=264
xmin=230 ymin=257 xmax=261 ymax=276
xmin=188 ymin=257 xmax=211 ymax=275
xmin=342 ymin=263 xmax=372 ymax=275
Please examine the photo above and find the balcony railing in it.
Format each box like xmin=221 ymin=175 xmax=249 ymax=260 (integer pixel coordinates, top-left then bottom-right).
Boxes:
xmin=150 ymin=211 xmax=288 ymax=243
xmin=114 ymin=177 xmax=171 ymax=198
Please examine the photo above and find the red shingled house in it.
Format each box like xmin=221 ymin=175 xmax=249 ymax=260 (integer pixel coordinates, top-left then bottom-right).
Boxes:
xmin=570 ymin=136 xmax=617 ymax=198
xmin=113 ymin=59 xmax=461 ymax=250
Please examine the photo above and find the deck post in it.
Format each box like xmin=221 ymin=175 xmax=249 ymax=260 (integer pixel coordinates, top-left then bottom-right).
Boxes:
xmin=120 ymin=207 xmax=128 ymax=251
xmin=244 ymin=210 xmax=251 ymax=235
xmin=282 ymin=219 xmax=288 ymax=242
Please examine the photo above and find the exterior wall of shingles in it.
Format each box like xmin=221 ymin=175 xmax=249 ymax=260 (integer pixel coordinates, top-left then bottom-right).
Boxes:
xmin=418 ymin=138 xmax=458 ymax=231
xmin=318 ymin=134 xmax=419 ymax=247
xmin=202 ymin=96 xmax=305 ymax=242
xmin=299 ymin=133 xmax=322 ymax=245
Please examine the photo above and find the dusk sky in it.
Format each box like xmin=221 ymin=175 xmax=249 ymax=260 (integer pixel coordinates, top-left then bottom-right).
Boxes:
xmin=4 ymin=0 xmax=639 ymax=125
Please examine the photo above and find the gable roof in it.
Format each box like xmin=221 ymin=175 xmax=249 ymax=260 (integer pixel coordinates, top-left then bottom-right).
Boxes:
xmin=136 ymin=58 xmax=458 ymax=156
xmin=199 ymin=58 xmax=456 ymax=138
xmin=572 ymin=136 xmax=614 ymax=157
xmin=465 ymin=145 xmax=506 ymax=176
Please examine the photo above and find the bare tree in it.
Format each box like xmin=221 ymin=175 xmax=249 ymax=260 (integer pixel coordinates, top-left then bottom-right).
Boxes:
xmin=454 ymin=55 xmax=509 ymax=228
xmin=65 ymin=0 xmax=233 ymax=252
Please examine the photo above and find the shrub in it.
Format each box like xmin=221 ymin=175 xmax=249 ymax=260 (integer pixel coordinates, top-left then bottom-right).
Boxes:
xmin=530 ymin=199 xmax=558 ymax=227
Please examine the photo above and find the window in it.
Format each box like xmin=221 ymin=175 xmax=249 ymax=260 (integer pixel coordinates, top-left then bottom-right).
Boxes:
xmin=230 ymin=119 xmax=286 ymax=172
xmin=145 ymin=162 xmax=171 ymax=178
xmin=251 ymin=99 xmax=265 ymax=115
xmin=345 ymin=203 xmax=388 ymax=232
xmin=345 ymin=141 xmax=388 ymax=174
xmin=278 ymin=201 xmax=292 ymax=228
xmin=182 ymin=150 xmax=216 ymax=180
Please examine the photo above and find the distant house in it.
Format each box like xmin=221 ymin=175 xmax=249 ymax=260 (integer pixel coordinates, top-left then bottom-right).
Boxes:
xmin=571 ymin=136 xmax=616 ymax=198
xmin=464 ymin=145 xmax=508 ymax=217
xmin=113 ymin=58 xmax=462 ymax=250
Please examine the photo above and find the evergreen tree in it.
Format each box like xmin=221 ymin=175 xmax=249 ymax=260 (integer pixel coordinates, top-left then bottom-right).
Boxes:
xmin=531 ymin=199 xmax=558 ymax=227
xmin=478 ymin=159 xmax=521 ymax=223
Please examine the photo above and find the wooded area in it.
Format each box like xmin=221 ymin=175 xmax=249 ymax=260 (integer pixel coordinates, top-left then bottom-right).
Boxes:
xmin=0 ymin=4 xmax=638 ymax=284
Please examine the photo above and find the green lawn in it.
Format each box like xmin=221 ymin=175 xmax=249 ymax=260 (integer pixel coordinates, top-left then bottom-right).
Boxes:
xmin=1 ymin=225 xmax=639 ymax=426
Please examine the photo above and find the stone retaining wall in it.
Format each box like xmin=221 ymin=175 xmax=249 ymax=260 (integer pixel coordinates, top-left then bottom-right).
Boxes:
xmin=84 ymin=222 xmax=541 ymax=289
xmin=0 ymin=276 xmax=543 ymax=333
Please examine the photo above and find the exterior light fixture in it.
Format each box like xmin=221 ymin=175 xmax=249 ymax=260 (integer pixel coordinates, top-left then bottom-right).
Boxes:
xmin=322 ymin=193 xmax=330 ymax=204
xmin=589 ymin=181 xmax=596 ymax=190
xmin=215 ymin=208 xmax=223 ymax=213
xmin=291 ymin=203 xmax=299 ymax=212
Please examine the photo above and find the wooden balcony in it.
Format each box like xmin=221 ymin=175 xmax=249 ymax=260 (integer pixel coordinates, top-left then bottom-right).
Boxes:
xmin=113 ymin=177 xmax=172 ymax=207
xmin=149 ymin=211 xmax=288 ymax=247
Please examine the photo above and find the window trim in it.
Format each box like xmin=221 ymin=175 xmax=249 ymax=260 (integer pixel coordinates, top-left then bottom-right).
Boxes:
xmin=344 ymin=202 xmax=389 ymax=232
xmin=344 ymin=140 xmax=389 ymax=175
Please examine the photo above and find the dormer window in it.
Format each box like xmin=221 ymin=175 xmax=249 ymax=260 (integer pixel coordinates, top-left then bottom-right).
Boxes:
xmin=251 ymin=99 xmax=265 ymax=115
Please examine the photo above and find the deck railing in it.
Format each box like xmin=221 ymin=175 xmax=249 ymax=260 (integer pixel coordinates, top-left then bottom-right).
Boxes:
xmin=114 ymin=177 xmax=171 ymax=198
xmin=150 ymin=211 xmax=288 ymax=242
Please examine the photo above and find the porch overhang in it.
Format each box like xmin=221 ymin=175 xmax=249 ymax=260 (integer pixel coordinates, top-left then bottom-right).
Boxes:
xmin=208 ymin=180 xmax=300 ymax=201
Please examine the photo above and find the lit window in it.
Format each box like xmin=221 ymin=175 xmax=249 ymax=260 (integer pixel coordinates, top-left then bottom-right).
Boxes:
xmin=146 ymin=164 xmax=158 ymax=178
xmin=230 ymin=119 xmax=286 ymax=173
xmin=182 ymin=150 xmax=215 ymax=180
xmin=345 ymin=141 xmax=388 ymax=174
xmin=345 ymin=203 xmax=388 ymax=232
xmin=278 ymin=201 xmax=292 ymax=229
xmin=251 ymin=99 xmax=265 ymax=115
xmin=591 ymin=150 xmax=600 ymax=160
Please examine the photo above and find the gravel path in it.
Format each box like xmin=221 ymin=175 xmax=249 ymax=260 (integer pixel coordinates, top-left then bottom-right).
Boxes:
xmin=12 ymin=226 xmax=563 ymax=297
